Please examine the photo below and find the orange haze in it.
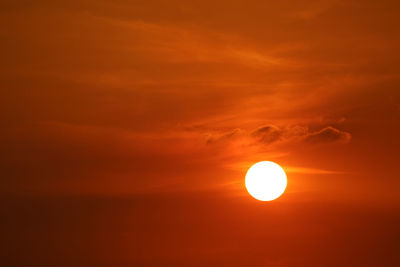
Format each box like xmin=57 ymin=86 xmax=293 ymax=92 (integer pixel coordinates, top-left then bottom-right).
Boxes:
xmin=1 ymin=0 xmax=400 ymax=266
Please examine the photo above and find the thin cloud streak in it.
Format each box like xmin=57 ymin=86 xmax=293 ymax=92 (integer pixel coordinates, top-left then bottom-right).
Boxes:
xmin=284 ymin=166 xmax=349 ymax=175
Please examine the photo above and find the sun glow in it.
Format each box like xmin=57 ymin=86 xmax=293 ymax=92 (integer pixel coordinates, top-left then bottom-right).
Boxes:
xmin=245 ymin=161 xmax=287 ymax=201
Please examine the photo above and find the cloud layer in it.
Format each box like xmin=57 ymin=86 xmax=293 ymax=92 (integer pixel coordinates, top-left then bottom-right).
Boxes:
xmin=206 ymin=124 xmax=351 ymax=146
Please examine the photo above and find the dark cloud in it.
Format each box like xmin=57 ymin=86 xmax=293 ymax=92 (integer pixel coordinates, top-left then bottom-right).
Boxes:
xmin=206 ymin=124 xmax=351 ymax=146
xmin=305 ymin=126 xmax=351 ymax=144
xmin=251 ymin=125 xmax=282 ymax=144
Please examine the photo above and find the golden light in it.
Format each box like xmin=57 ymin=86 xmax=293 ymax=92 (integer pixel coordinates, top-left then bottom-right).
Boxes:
xmin=245 ymin=161 xmax=287 ymax=201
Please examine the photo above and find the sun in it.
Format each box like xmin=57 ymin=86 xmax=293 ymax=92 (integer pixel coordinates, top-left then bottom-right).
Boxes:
xmin=245 ymin=161 xmax=287 ymax=201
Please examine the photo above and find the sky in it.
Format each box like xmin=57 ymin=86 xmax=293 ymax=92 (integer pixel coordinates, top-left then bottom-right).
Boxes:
xmin=1 ymin=0 xmax=400 ymax=266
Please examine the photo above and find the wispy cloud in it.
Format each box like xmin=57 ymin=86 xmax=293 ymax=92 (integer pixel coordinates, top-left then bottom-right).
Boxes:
xmin=284 ymin=166 xmax=348 ymax=175
xmin=205 ymin=124 xmax=351 ymax=146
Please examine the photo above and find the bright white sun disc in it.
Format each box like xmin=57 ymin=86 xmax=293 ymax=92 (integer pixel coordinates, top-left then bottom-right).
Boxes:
xmin=245 ymin=161 xmax=287 ymax=201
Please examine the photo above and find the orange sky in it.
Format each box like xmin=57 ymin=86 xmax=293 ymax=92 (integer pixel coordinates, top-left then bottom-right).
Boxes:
xmin=1 ymin=0 xmax=400 ymax=266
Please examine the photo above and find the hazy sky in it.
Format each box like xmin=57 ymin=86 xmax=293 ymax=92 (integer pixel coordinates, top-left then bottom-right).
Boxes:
xmin=1 ymin=0 xmax=400 ymax=266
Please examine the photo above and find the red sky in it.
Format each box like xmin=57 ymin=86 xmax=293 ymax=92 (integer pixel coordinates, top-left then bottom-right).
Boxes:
xmin=1 ymin=0 xmax=400 ymax=266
